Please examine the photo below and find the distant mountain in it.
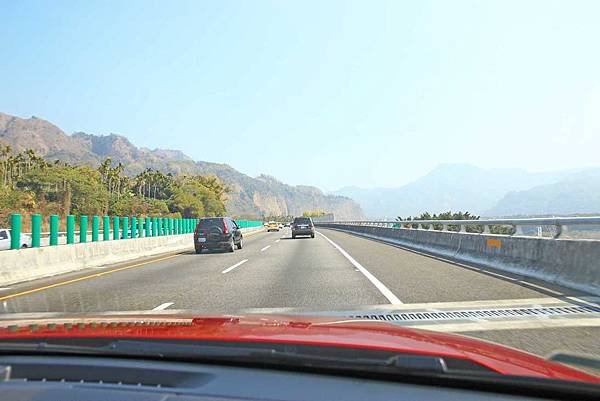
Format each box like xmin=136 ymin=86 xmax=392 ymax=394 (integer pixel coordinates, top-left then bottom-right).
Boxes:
xmin=0 ymin=112 xmax=363 ymax=219
xmin=333 ymin=164 xmax=575 ymax=218
xmin=486 ymin=169 xmax=600 ymax=216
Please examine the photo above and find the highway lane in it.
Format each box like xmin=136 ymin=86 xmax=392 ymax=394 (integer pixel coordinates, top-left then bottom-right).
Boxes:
xmin=0 ymin=227 xmax=598 ymax=362
xmin=0 ymin=227 xmax=589 ymax=313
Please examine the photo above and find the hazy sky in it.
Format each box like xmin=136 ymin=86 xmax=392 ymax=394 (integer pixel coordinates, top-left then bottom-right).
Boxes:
xmin=2 ymin=0 xmax=600 ymax=191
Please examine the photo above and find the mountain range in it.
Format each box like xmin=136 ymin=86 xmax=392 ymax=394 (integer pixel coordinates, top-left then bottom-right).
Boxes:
xmin=333 ymin=164 xmax=600 ymax=218
xmin=0 ymin=112 xmax=363 ymax=219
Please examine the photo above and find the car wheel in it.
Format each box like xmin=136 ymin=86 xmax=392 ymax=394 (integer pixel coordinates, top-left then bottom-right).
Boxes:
xmin=311 ymin=234 xmax=315 ymax=238
xmin=292 ymin=234 xmax=296 ymax=239
xmin=195 ymin=248 xmax=202 ymax=254
xmin=21 ymin=244 xmax=28 ymax=249
xmin=229 ymin=239 xmax=235 ymax=252
xmin=236 ymin=237 xmax=243 ymax=249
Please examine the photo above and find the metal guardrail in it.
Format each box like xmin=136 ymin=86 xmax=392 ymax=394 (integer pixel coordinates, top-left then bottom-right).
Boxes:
xmin=319 ymin=217 xmax=600 ymax=239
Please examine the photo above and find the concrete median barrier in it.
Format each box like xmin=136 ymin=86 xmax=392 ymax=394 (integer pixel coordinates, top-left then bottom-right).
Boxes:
xmin=0 ymin=226 xmax=264 ymax=286
xmin=317 ymin=224 xmax=600 ymax=294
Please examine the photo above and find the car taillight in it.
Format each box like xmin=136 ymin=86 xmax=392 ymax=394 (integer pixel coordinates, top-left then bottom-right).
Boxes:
xmin=222 ymin=218 xmax=229 ymax=234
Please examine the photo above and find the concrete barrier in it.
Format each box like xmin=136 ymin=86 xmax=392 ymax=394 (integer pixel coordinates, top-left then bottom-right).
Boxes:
xmin=0 ymin=226 xmax=264 ymax=286
xmin=317 ymin=224 xmax=600 ymax=295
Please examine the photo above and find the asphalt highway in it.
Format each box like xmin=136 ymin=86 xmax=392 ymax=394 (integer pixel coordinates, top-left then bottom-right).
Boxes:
xmin=0 ymin=227 xmax=598 ymax=362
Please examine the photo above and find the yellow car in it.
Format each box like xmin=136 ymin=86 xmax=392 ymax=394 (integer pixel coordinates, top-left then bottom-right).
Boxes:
xmin=266 ymin=221 xmax=280 ymax=232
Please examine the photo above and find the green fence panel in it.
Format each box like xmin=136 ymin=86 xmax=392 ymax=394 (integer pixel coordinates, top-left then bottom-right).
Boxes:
xmin=235 ymin=220 xmax=263 ymax=229
xmin=92 ymin=216 xmax=99 ymax=242
xmin=131 ymin=217 xmax=137 ymax=239
xmin=113 ymin=216 xmax=120 ymax=240
xmin=10 ymin=213 xmax=22 ymax=250
xmin=66 ymin=215 xmax=75 ymax=244
xmin=31 ymin=214 xmax=41 ymax=248
xmin=103 ymin=216 xmax=110 ymax=241
xmin=49 ymin=215 xmax=59 ymax=246
xmin=138 ymin=216 xmax=144 ymax=238
xmin=122 ymin=217 xmax=129 ymax=239
xmin=79 ymin=215 xmax=88 ymax=243
xmin=146 ymin=217 xmax=152 ymax=237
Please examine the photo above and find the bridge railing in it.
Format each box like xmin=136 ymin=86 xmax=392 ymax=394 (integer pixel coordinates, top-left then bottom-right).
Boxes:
xmin=320 ymin=217 xmax=600 ymax=239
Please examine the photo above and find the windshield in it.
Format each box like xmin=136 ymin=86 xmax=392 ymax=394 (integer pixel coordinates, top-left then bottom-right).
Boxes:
xmin=0 ymin=0 xmax=598 ymax=384
xmin=197 ymin=218 xmax=225 ymax=230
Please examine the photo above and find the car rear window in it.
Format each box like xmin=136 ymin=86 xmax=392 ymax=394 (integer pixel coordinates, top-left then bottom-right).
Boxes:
xmin=197 ymin=218 xmax=224 ymax=229
xmin=294 ymin=218 xmax=311 ymax=225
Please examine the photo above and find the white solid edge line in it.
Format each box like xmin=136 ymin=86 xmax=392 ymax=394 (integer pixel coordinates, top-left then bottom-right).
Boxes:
xmin=260 ymin=245 xmax=271 ymax=252
xmin=152 ymin=302 xmax=174 ymax=311
xmin=317 ymin=231 xmax=403 ymax=305
xmin=275 ymin=239 xmax=280 ymax=243
xmin=222 ymin=259 xmax=249 ymax=274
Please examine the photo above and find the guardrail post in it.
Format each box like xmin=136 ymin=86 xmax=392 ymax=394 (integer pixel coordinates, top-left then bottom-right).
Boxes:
xmin=138 ymin=216 xmax=144 ymax=238
xmin=10 ymin=213 xmax=22 ymax=250
xmin=79 ymin=215 xmax=88 ymax=243
xmin=483 ymin=225 xmax=491 ymax=234
xmin=131 ymin=217 xmax=137 ymax=239
xmin=512 ymin=224 xmax=524 ymax=236
xmin=459 ymin=224 xmax=466 ymax=233
xmin=113 ymin=216 xmax=120 ymax=240
xmin=49 ymin=215 xmax=59 ymax=246
xmin=103 ymin=216 xmax=110 ymax=241
xmin=92 ymin=216 xmax=99 ymax=242
xmin=31 ymin=214 xmax=41 ymax=248
xmin=66 ymin=215 xmax=75 ymax=244
xmin=122 ymin=216 xmax=129 ymax=239
xmin=553 ymin=224 xmax=563 ymax=239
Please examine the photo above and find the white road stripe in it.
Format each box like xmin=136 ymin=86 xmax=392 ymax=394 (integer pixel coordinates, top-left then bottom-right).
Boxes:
xmin=222 ymin=259 xmax=248 ymax=274
xmin=152 ymin=302 xmax=174 ymax=310
xmin=260 ymin=245 xmax=271 ymax=252
xmin=275 ymin=239 xmax=280 ymax=243
xmin=317 ymin=231 xmax=403 ymax=305
xmin=0 ymin=288 xmax=12 ymax=291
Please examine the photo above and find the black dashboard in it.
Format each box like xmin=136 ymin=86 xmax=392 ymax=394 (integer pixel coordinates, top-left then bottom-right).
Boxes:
xmin=0 ymin=355 xmax=596 ymax=401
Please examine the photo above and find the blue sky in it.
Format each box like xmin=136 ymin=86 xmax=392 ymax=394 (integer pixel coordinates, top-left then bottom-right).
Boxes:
xmin=2 ymin=0 xmax=600 ymax=191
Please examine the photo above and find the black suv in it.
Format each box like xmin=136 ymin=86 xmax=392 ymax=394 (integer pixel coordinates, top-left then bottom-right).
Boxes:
xmin=194 ymin=217 xmax=243 ymax=253
xmin=291 ymin=217 xmax=315 ymax=238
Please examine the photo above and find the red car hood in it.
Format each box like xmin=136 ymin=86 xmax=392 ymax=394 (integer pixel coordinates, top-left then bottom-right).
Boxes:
xmin=0 ymin=312 xmax=597 ymax=383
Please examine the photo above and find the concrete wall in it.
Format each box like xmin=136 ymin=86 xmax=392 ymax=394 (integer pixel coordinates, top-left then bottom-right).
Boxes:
xmin=0 ymin=226 xmax=263 ymax=286
xmin=317 ymin=224 xmax=600 ymax=295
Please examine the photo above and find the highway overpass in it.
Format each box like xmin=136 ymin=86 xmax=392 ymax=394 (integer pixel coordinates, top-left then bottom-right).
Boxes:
xmin=0 ymin=221 xmax=598 ymax=362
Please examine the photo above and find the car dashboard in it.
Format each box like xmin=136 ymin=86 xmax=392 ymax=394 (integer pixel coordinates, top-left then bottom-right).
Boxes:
xmin=0 ymin=355 xmax=597 ymax=401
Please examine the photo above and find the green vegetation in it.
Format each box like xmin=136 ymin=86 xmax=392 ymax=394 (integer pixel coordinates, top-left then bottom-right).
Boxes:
xmin=396 ymin=211 xmax=514 ymax=235
xmin=264 ymin=215 xmax=293 ymax=223
xmin=0 ymin=146 xmax=228 ymax=228
xmin=302 ymin=210 xmax=327 ymax=217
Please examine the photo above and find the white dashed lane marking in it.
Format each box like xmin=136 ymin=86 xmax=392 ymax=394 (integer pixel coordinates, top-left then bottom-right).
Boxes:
xmin=222 ymin=259 xmax=249 ymax=274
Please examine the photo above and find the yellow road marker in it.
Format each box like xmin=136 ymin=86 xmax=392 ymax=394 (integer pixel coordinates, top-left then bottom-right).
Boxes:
xmin=0 ymin=253 xmax=182 ymax=302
